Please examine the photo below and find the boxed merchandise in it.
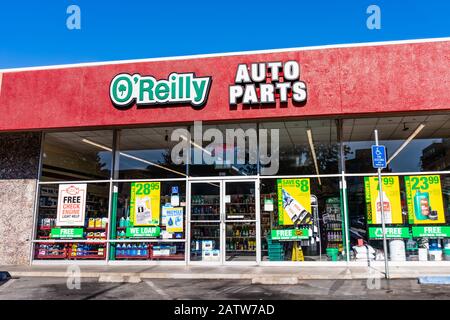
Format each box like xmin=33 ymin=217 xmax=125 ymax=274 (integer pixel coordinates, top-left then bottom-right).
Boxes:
xmin=353 ymin=244 xmax=376 ymax=261
xmin=153 ymin=246 xmax=171 ymax=256
xmin=202 ymin=240 xmax=213 ymax=251
xmin=202 ymin=249 xmax=220 ymax=261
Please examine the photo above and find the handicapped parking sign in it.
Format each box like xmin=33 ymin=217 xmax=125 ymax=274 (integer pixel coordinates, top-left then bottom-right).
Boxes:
xmin=371 ymin=145 xmax=387 ymax=169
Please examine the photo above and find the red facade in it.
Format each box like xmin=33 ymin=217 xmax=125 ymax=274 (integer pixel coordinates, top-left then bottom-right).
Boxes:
xmin=0 ymin=40 xmax=449 ymax=132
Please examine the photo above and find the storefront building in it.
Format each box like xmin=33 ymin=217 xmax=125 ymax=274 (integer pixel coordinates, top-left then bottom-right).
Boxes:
xmin=1 ymin=38 xmax=450 ymax=267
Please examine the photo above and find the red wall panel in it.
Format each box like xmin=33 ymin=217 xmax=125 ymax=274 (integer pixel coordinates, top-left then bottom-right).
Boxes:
xmin=0 ymin=41 xmax=449 ymax=131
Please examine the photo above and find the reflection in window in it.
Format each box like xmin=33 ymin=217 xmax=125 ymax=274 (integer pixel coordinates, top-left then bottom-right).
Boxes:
xmin=118 ymin=127 xmax=188 ymax=179
xmin=41 ymin=131 xmax=113 ymax=181
xmin=259 ymin=120 xmax=339 ymax=176
xmin=188 ymin=123 xmax=258 ymax=177
xmin=260 ymin=178 xmax=343 ymax=262
xmin=344 ymin=115 xmax=450 ymax=173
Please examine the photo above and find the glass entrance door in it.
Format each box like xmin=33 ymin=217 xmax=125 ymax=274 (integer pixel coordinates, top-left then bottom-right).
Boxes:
xmin=188 ymin=180 xmax=259 ymax=265
xmin=224 ymin=181 xmax=259 ymax=263
xmin=189 ymin=181 xmax=222 ymax=263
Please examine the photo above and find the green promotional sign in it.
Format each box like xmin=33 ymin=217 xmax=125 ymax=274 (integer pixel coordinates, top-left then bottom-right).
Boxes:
xmin=50 ymin=228 xmax=84 ymax=239
xmin=126 ymin=226 xmax=161 ymax=238
xmin=368 ymin=227 xmax=409 ymax=239
xmin=412 ymin=226 xmax=450 ymax=238
xmin=271 ymin=228 xmax=311 ymax=240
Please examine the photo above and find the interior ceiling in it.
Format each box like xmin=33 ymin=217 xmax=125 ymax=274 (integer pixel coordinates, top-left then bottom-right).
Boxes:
xmin=343 ymin=114 xmax=450 ymax=141
xmin=45 ymin=115 xmax=450 ymax=152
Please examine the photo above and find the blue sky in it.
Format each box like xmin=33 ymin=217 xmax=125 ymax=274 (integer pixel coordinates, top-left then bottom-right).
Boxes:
xmin=0 ymin=0 xmax=449 ymax=69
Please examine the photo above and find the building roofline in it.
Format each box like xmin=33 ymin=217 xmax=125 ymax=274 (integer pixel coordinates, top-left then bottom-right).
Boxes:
xmin=1 ymin=37 xmax=450 ymax=73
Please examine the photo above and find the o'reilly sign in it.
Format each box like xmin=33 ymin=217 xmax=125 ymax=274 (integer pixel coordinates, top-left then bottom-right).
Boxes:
xmin=110 ymin=73 xmax=212 ymax=109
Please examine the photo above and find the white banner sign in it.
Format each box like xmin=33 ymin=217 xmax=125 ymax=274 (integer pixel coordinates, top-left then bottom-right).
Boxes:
xmin=56 ymin=184 xmax=87 ymax=226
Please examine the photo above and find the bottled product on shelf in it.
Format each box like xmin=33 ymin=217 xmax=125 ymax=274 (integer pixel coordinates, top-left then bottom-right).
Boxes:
xmin=323 ymin=198 xmax=344 ymax=252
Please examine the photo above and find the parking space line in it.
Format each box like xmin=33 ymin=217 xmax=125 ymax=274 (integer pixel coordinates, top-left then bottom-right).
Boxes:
xmin=145 ymin=280 xmax=171 ymax=300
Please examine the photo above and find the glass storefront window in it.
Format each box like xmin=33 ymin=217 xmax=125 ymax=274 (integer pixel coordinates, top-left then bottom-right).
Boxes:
xmin=344 ymin=115 xmax=450 ymax=173
xmin=260 ymin=177 xmax=344 ymax=262
xmin=33 ymin=115 xmax=450 ymax=264
xmin=34 ymin=183 xmax=110 ymax=260
xmin=110 ymin=181 xmax=186 ymax=261
xmin=188 ymin=123 xmax=258 ymax=177
xmin=259 ymin=119 xmax=339 ymax=176
xmin=346 ymin=173 xmax=450 ymax=262
xmin=41 ymin=130 xmax=113 ymax=181
xmin=118 ymin=127 xmax=188 ymax=179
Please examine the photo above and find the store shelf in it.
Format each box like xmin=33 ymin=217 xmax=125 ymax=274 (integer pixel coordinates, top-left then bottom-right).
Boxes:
xmin=115 ymin=255 xmax=150 ymax=259
xmin=226 ymin=236 xmax=256 ymax=238
xmin=36 ymin=254 xmax=66 ymax=259
xmin=86 ymin=227 xmax=107 ymax=231
xmin=192 ymin=236 xmax=220 ymax=239
xmin=151 ymin=254 xmax=184 ymax=260
xmin=227 ymin=203 xmax=255 ymax=205
xmin=68 ymin=255 xmax=106 ymax=260
xmin=86 ymin=237 xmax=107 ymax=241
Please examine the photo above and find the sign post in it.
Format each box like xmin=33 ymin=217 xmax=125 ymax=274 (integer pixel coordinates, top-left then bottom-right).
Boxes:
xmin=372 ymin=131 xmax=390 ymax=279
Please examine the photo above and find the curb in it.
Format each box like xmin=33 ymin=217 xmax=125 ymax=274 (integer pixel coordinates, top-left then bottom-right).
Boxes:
xmin=4 ymin=270 xmax=428 ymax=281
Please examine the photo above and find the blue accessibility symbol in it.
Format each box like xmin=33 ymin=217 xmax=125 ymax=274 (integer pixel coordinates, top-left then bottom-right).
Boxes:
xmin=371 ymin=145 xmax=387 ymax=169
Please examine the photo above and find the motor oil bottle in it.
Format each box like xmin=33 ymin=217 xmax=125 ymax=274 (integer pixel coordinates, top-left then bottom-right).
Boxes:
xmin=413 ymin=190 xmax=431 ymax=220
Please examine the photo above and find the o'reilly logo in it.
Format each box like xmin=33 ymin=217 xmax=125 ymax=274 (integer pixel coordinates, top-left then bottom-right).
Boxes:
xmin=110 ymin=73 xmax=212 ymax=109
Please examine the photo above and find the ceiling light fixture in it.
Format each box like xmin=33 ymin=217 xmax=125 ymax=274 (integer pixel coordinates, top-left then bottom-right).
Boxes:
xmin=402 ymin=123 xmax=410 ymax=131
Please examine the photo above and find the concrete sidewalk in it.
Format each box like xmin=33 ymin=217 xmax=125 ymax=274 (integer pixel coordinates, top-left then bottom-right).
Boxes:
xmin=2 ymin=265 xmax=450 ymax=283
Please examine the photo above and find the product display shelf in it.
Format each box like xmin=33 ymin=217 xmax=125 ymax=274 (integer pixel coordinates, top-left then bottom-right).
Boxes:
xmin=86 ymin=226 xmax=107 ymax=231
xmin=86 ymin=236 xmax=107 ymax=241
xmin=67 ymin=248 xmax=106 ymax=260
xmin=150 ymin=253 xmax=185 ymax=260
xmin=226 ymin=236 xmax=256 ymax=238
xmin=36 ymin=247 xmax=67 ymax=259
xmin=193 ymin=236 xmax=220 ymax=239
xmin=115 ymin=255 xmax=149 ymax=260
xmin=227 ymin=203 xmax=255 ymax=205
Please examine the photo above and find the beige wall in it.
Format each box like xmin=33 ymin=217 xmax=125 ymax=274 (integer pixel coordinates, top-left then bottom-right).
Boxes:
xmin=0 ymin=132 xmax=40 ymax=265
xmin=0 ymin=180 xmax=36 ymax=265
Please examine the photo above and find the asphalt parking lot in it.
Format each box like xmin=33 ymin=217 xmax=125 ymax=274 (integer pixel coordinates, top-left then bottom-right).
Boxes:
xmin=0 ymin=277 xmax=450 ymax=300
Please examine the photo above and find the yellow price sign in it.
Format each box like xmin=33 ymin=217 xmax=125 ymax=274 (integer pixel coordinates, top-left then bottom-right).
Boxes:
xmin=277 ymin=178 xmax=311 ymax=226
xmin=404 ymin=175 xmax=445 ymax=224
xmin=130 ymin=182 xmax=161 ymax=226
xmin=364 ymin=176 xmax=402 ymax=224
